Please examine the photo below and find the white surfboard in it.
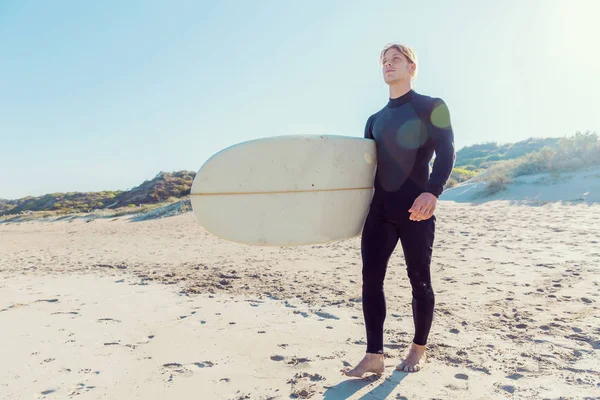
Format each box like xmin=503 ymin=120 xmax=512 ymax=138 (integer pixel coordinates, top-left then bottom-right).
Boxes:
xmin=190 ymin=134 xmax=377 ymax=246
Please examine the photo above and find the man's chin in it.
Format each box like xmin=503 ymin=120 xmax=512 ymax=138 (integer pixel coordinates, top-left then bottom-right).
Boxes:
xmin=383 ymin=76 xmax=400 ymax=85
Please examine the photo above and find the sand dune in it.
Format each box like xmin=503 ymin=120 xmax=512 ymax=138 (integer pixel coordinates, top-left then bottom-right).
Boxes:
xmin=1 ymin=200 xmax=599 ymax=399
xmin=441 ymin=166 xmax=600 ymax=204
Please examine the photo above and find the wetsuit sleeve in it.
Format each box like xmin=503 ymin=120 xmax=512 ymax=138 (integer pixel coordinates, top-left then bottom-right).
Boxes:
xmin=425 ymin=98 xmax=455 ymax=197
xmin=364 ymin=114 xmax=375 ymax=139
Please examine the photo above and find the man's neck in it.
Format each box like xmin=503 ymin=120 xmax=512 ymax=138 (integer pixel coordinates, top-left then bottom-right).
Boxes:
xmin=389 ymin=82 xmax=412 ymax=99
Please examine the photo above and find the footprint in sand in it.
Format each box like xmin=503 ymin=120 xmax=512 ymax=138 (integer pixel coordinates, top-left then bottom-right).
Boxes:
xmin=162 ymin=361 xmax=215 ymax=382
xmin=40 ymin=389 xmax=57 ymax=397
xmin=287 ymin=372 xmax=324 ymax=399
xmin=565 ymin=333 xmax=600 ymax=350
xmin=1 ymin=303 xmax=29 ymax=312
xmin=127 ymin=335 xmax=152 ymax=347
xmin=286 ymin=357 xmax=312 ymax=366
xmin=295 ymin=372 xmax=325 ymax=382
xmin=314 ymin=311 xmax=339 ymax=320
xmin=293 ymin=310 xmax=310 ymax=318
xmin=69 ymin=383 xmax=96 ymax=396
xmin=193 ymin=361 xmax=215 ymax=368
xmin=500 ymin=385 xmax=516 ymax=394
xmin=162 ymin=363 xmax=194 ymax=381
xmin=96 ymin=318 xmax=121 ymax=323
xmin=51 ymin=311 xmax=79 ymax=316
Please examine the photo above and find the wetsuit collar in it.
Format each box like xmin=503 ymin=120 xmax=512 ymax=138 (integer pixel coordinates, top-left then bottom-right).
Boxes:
xmin=387 ymin=89 xmax=416 ymax=108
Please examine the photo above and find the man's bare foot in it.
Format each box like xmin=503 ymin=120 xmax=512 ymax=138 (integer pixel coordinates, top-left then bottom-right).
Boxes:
xmin=341 ymin=353 xmax=385 ymax=377
xmin=396 ymin=342 xmax=426 ymax=372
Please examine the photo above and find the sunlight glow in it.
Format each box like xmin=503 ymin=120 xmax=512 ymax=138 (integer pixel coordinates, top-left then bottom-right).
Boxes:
xmin=558 ymin=1 xmax=600 ymax=69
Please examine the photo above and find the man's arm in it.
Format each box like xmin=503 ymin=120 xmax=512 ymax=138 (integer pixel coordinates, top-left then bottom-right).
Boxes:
xmin=424 ymin=98 xmax=455 ymax=197
xmin=409 ymin=98 xmax=455 ymax=221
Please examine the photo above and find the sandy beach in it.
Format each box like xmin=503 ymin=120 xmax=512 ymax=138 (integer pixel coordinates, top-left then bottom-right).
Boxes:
xmin=1 ymin=200 xmax=599 ymax=399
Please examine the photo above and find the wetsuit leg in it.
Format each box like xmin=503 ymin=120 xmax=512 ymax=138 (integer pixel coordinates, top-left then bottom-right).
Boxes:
xmin=398 ymin=214 xmax=436 ymax=346
xmin=360 ymin=208 xmax=400 ymax=354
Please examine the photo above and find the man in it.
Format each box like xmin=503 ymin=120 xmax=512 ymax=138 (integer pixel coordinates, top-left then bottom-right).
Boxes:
xmin=343 ymin=43 xmax=455 ymax=376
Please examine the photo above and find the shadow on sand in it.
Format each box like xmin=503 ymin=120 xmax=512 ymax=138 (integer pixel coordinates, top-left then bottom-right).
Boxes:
xmin=322 ymin=370 xmax=409 ymax=400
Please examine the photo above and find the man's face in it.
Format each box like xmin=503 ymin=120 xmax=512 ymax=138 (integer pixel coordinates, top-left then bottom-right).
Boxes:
xmin=381 ymin=48 xmax=414 ymax=84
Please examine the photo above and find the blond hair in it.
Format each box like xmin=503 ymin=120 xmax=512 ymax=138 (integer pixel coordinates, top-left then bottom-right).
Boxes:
xmin=380 ymin=43 xmax=418 ymax=79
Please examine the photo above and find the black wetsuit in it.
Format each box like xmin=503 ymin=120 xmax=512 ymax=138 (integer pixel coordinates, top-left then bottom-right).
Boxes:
xmin=361 ymin=89 xmax=455 ymax=353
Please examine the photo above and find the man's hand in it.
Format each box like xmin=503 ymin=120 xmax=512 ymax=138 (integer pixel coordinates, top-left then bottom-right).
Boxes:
xmin=408 ymin=192 xmax=437 ymax=221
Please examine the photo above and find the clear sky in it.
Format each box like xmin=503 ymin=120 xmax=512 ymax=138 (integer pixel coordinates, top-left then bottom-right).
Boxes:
xmin=1 ymin=0 xmax=599 ymax=199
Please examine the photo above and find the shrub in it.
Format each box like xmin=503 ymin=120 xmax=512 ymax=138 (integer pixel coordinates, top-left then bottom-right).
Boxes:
xmin=445 ymin=177 xmax=459 ymax=188
xmin=485 ymin=173 xmax=512 ymax=196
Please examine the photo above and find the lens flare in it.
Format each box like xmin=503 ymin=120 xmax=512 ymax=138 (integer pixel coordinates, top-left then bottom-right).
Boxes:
xmin=396 ymin=118 xmax=427 ymax=149
xmin=431 ymin=102 xmax=451 ymax=129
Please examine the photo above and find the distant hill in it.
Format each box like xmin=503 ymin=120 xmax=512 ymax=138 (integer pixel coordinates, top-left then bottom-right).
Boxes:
xmin=0 ymin=171 xmax=196 ymax=216
xmin=455 ymin=137 xmax=562 ymax=170
xmin=449 ymin=131 xmax=600 ymax=197
xmin=443 ymin=133 xmax=598 ymax=188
